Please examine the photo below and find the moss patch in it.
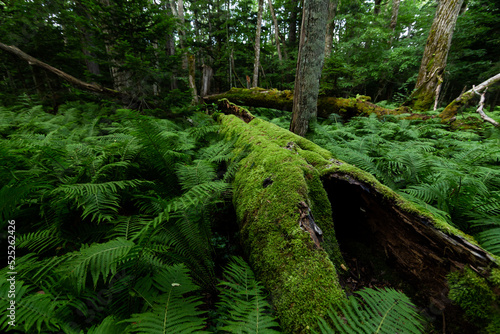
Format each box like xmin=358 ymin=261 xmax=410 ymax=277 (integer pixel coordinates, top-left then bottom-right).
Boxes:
xmin=448 ymin=267 xmax=500 ymax=332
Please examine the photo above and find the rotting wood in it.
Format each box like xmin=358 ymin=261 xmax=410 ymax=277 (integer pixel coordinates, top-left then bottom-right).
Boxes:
xmin=216 ymin=99 xmax=499 ymax=334
xmin=205 ymin=87 xmax=414 ymax=120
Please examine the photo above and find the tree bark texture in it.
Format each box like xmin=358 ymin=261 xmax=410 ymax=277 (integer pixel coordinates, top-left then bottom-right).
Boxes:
xmin=252 ymin=0 xmax=264 ymax=88
xmin=324 ymin=0 xmax=338 ymax=58
xmin=389 ymin=0 xmax=400 ymax=31
xmin=290 ymin=0 xmax=330 ymax=136
xmin=408 ymin=0 xmax=464 ymax=111
xmin=216 ymin=101 xmax=500 ymax=334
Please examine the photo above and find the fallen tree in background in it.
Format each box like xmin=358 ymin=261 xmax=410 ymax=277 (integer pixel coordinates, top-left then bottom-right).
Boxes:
xmin=206 ymin=88 xmax=423 ymax=121
xmin=217 ymin=99 xmax=500 ymax=334
xmin=439 ymin=73 xmax=500 ymax=124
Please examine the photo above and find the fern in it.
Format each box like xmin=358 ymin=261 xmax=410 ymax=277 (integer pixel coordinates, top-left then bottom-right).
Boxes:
xmin=316 ymin=288 xmax=424 ymax=334
xmin=217 ymin=256 xmax=281 ymax=333
xmin=126 ymin=264 xmax=207 ymax=334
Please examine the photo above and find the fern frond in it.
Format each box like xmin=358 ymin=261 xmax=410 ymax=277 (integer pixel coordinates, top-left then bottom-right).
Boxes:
xmin=217 ymin=256 xmax=280 ymax=333
xmin=126 ymin=264 xmax=207 ymax=334
xmin=316 ymin=288 xmax=424 ymax=334
xmin=87 ymin=316 xmax=130 ymax=334
xmin=61 ymin=238 xmax=135 ymax=292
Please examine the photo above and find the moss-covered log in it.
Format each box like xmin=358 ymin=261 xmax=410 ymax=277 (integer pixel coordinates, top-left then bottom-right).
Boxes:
xmin=205 ymin=87 xmax=413 ymax=120
xmin=439 ymin=73 xmax=500 ymax=122
xmin=217 ymin=100 xmax=500 ymax=333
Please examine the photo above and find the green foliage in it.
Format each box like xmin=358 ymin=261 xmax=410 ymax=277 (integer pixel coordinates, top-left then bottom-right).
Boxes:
xmin=0 ymin=102 xmax=244 ymax=332
xmin=447 ymin=268 xmax=500 ymax=332
xmin=126 ymin=265 xmax=207 ymax=334
xmin=217 ymin=256 xmax=281 ymax=333
xmin=315 ymin=288 xmax=424 ymax=334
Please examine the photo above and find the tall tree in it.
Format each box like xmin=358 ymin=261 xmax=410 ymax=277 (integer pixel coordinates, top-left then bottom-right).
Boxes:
xmin=289 ymin=0 xmax=330 ymax=136
xmin=267 ymin=0 xmax=283 ymax=62
xmin=408 ymin=0 xmax=465 ymax=111
xmin=252 ymin=0 xmax=264 ymax=87
xmin=324 ymin=0 xmax=339 ymax=58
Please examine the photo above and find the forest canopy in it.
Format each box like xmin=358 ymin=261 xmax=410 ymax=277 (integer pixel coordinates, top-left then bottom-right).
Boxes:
xmin=1 ymin=0 xmax=500 ymax=333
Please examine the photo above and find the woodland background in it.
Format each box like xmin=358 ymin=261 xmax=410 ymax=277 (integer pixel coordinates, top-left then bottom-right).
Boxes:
xmin=1 ymin=0 xmax=500 ymax=333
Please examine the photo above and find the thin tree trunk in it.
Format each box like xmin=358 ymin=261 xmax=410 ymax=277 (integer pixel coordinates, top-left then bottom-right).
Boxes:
xmin=288 ymin=1 xmax=299 ymax=45
xmin=201 ymin=64 xmax=213 ymax=97
xmin=374 ymin=0 xmax=382 ymax=15
xmin=324 ymin=0 xmax=338 ymax=58
xmin=408 ymin=0 xmax=464 ymax=111
xmin=253 ymin=0 xmax=264 ymax=87
xmin=389 ymin=0 xmax=400 ymax=31
xmin=290 ymin=0 xmax=330 ymax=136
xmin=188 ymin=54 xmax=198 ymax=103
xmin=268 ymin=0 xmax=283 ymax=63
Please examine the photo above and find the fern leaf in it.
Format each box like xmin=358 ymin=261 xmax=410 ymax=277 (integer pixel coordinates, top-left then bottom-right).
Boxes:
xmin=126 ymin=264 xmax=207 ymax=333
xmin=315 ymin=288 xmax=424 ymax=334
xmin=61 ymin=238 xmax=135 ymax=292
xmin=217 ymin=257 xmax=280 ymax=333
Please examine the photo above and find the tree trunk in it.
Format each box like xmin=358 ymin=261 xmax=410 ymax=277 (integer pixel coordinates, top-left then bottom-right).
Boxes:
xmin=216 ymin=100 xmax=499 ymax=334
xmin=267 ymin=0 xmax=283 ymax=63
xmin=188 ymin=54 xmax=198 ymax=103
xmin=288 ymin=1 xmax=299 ymax=45
xmin=407 ymin=0 xmax=464 ymax=111
xmin=324 ymin=0 xmax=338 ymax=58
xmin=200 ymin=64 xmax=213 ymax=97
xmin=374 ymin=0 xmax=382 ymax=15
xmin=290 ymin=0 xmax=330 ymax=136
xmin=389 ymin=0 xmax=400 ymax=31
xmin=439 ymin=72 xmax=500 ymax=121
xmin=252 ymin=0 xmax=264 ymax=88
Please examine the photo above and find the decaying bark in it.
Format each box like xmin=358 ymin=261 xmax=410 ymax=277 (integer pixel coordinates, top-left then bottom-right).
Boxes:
xmin=476 ymin=88 xmax=499 ymax=127
xmin=204 ymin=87 xmax=413 ymax=120
xmin=217 ymin=100 xmax=499 ymax=334
xmin=439 ymin=72 xmax=500 ymax=122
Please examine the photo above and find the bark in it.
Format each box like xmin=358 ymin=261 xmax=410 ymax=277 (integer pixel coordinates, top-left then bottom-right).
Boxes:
xmin=188 ymin=54 xmax=198 ymax=103
xmin=252 ymin=0 xmax=264 ymax=88
xmin=288 ymin=1 xmax=299 ymax=45
xmin=290 ymin=0 xmax=330 ymax=137
xmin=439 ymin=72 xmax=500 ymax=121
xmin=407 ymin=0 xmax=464 ymax=111
xmin=374 ymin=0 xmax=382 ymax=15
xmin=476 ymin=88 xmax=499 ymax=127
xmin=324 ymin=0 xmax=338 ymax=58
xmin=216 ymin=100 xmax=499 ymax=334
xmin=267 ymin=0 xmax=283 ymax=62
xmin=204 ymin=88 xmax=412 ymax=120
xmin=200 ymin=64 xmax=213 ymax=97
xmin=389 ymin=0 xmax=400 ymax=31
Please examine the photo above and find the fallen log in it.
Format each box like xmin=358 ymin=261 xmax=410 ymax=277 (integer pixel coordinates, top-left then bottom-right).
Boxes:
xmin=0 ymin=42 xmax=151 ymax=109
xmin=439 ymin=73 xmax=500 ymax=122
xmin=205 ymin=87 xmax=414 ymax=120
xmin=216 ymin=99 xmax=500 ymax=333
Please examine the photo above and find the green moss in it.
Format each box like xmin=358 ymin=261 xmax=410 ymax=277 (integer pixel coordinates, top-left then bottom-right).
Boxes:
xmin=219 ymin=113 xmax=346 ymax=333
xmin=448 ymin=267 xmax=500 ymax=330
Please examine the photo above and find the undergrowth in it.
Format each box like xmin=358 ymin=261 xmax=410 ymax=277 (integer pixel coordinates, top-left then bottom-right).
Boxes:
xmin=0 ymin=101 xmax=279 ymax=333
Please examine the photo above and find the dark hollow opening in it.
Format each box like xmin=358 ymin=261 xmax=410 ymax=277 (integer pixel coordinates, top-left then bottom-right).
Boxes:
xmin=322 ymin=173 xmax=480 ymax=333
